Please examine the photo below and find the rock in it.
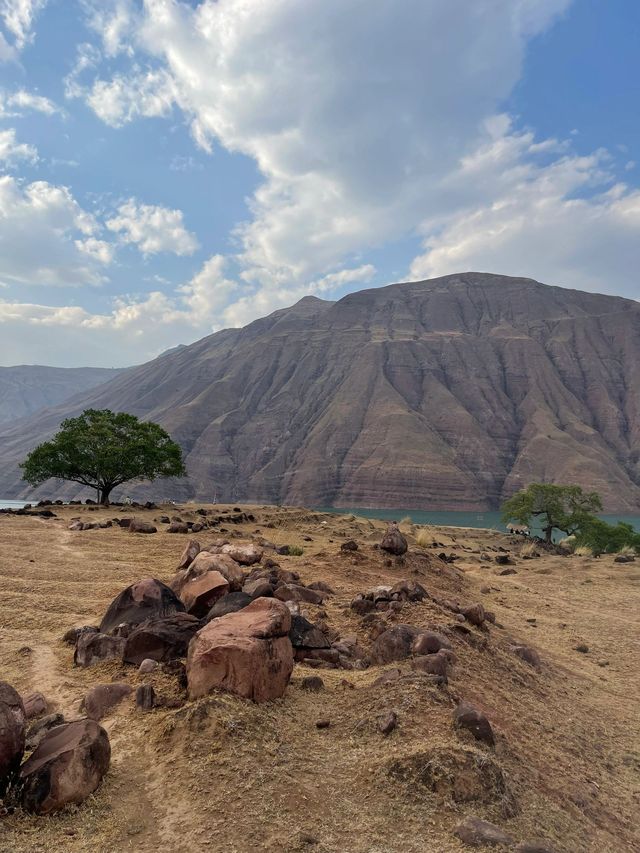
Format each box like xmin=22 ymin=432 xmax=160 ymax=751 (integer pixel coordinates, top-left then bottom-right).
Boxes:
xmin=243 ymin=578 xmax=275 ymax=598
xmin=99 ymin=578 xmax=185 ymax=634
xmin=390 ymin=579 xmax=428 ymax=601
xmin=494 ymin=554 xmax=513 ymax=566
xmin=300 ymin=676 xmax=324 ymax=692
xmin=205 ymin=591 xmax=253 ymax=621
xmin=62 ymin=625 xmax=98 ymax=645
xmin=315 ymin=719 xmax=330 ymax=729
xmin=454 ymin=701 xmax=495 ymax=746
xmin=377 ymin=710 xmax=398 ymax=736
xmin=614 ymin=554 xmax=635 ymax=563
xmin=372 ymin=668 xmax=402 ymax=686
xmin=380 ymin=522 xmax=408 ymax=556
xmin=574 ymin=644 xmax=589 ymax=654
xmin=178 ymin=552 xmax=246 ymax=592
xmin=128 ymin=519 xmax=157 ymax=534
xmin=411 ymin=651 xmax=450 ymax=679
xmin=350 ymin=595 xmax=375 ymax=615
xmin=307 ymin=580 xmax=335 ymax=595
xmin=21 ymin=692 xmax=47 ymax=719
xmin=498 ymin=567 xmax=517 ymax=576
xmin=177 ymin=539 xmax=200 ymax=570
xmin=220 ymin=543 xmax=263 ymax=566
xmin=138 ymin=658 xmax=158 ymax=674
xmin=514 ymin=841 xmax=559 ymax=853
xmin=83 ymin=683 xmax=132 ymax=721
xmin=74 ymin=632 xmax=126 ymax=667
xmin=341 ymin=540 xmax=358 ymax=551
xmin=275 ymin=584 xmax=324 ymax=605
xmin=180 ymin=570 xmax=229 ymax=617
xmin=0 ymin=683 xmax=26 ymax=795
xmin=20 ymin=720 xmax=110 ymax=814
xmin=168 ymin=521 xmax=189 ymax=533
xmin=371 ymin=624 xmax=420 ymax=664
xmin=25 ymin=713 xmax=65 ymax=751
xmin=461 ymin=603 xmax=486 ymax=626
xmin=123 ymin=613 xmax=201 ymax=665
xmin=454 ymin=816 xmax=514 ymax=847
xmin=512 ymin=644 xmax=541 ymax=669
xmin=136 ymin=684 xmax=156 ymax=711
xmin=186 ymin=598 xmax=294 ymax=702
xmin=289 ymin=615 xmax=331 ymax=650
xmin=412 ymin=631 xmax=452 ymax=656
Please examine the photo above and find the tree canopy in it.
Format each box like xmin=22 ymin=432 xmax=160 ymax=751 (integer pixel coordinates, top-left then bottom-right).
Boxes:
xmin=501 ymin=483 xmax=603 ymax=543
xmin=21 ymin=409 xmax=186 ymax=504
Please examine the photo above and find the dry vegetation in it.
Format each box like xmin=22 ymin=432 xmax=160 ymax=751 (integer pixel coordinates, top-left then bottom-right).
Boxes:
xmin=0 ymin=504 xmax=638 ymax=853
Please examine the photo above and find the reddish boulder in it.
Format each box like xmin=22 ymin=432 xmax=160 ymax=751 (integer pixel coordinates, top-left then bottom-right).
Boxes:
xmin=128 ymin=519 xmax=157 ymax=534
xmin=20 ymin=720 xmax=110 ymax=814
xmin=180 ymin=570 xmax=229 ymax=617
xmin=454 ymin=816 xmax=513 ymax=847
xmin=371 ymin=625 xmax=420 ymax=664
xmin=274 ymin=584 xmax=323 ymax=605
xmin=99 ymin=578 xmax=185 ymax=634
xmin=187 ymin=598 xmax=294 ymax=702
xmin=177 ymin=538 xmax=200 ymax=570
xmin=168 ymin=521 xmax=189 ymax=533
xmin=512 ymin=645 xmax=542 ymax=669
xmin=22 ymin=691 xmax=47 ymax=719
xmin=454 ymin=701 xmax=495 ymax=747
xmin=380 ymin=522 xmax=408 ymax=556
xmin=390 ymin=579 xmax=428 ymax=601
xmin=289 ymin=615 xmax=331 ymax=650
xmin=74 ymin=632 xmax=126 ymax=667
xmin=243 ymin=578 xmax=275 ymax=598
xmin=412 ymin=631 xmax=452 ymax=656
xmin=411 ymin=651 xmax=450 ymax=679
xmin=123 ymin=613 xmax=201 ymax=664
xmin=220 ymin=543 xmax=263 ymax=566
xmin=462 ymin=604 xmax=486 ymax=627
xmin=190 ymin=552 xmax=245 ymax=588
xmin=0 ymin=682 xmax=26 ymax=795
xmin=82 ymin=683 xmax=132 ymax=721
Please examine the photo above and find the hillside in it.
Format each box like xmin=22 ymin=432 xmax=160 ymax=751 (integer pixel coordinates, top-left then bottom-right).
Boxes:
xmin=0 ymin=273 xmax=639 ymax=510
xmin=0 ymin=365 xmax=123 ymax=425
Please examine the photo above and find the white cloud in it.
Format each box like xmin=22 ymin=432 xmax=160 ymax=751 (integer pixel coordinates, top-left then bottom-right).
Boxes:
xmin=1 ymin=88 xmax=61 ymax=116
xmin=85 ymin=67 xmax=177 ymax=127
xmin=105 ymin=198 xmax=199 ymax=256
xmin=0 ymin=0 xmax=47 ymax=55
xmin=0 ymin=127 xmax=37 ymax=165
xmin=0 ymin=175 xmax=111 ymax=286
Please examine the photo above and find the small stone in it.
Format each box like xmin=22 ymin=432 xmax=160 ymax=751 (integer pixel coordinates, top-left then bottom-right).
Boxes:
xmin=512 ymin=644 xmax=541 ymax=669
xmin=372 ymin=668 xmax=402 ymax=687
xmin=135 ymin=684 xmax=155 ymax=712
xmin=454 ymin=816 xmax=514 ymax=847
xmin=376 ymin=711 xmax=398 ymax=736
xmin=340 ymin=540 xmax=358 ymax=552
xmin=498 ymin=567 xmax=517 ymax=575
xmin=21 ymin=692 xmax=47 ymax=720
xmin=315 ymin=719 xmax=330 ymax=729
xmin=453 ymin=701 xmax=495 ymax=746
xmin=300 ymin=676 xmax=324 ymax=692
xmin=138 ymin=659 xmax=159 ymax=674
xmin=574 ymin=644 xmax=589 ymax=654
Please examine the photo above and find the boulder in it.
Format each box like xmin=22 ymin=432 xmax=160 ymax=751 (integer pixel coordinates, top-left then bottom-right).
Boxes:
xmin=136 ymin=685 xmax=156 ymax=711
xmin=371 ymin=625 xmax=420 ymax=664
xmin=138 ymin=659 xmax=158 ymax=674
xmin=512 ymin=645 xmax=542 ymax=669
xmin=205 ymin=592 xmax=253 ymax=621
xmin=243 ymin=578 xmax=275 ymax=598
xmin=300 ymin=676 xmax=324 ymax=692
xmin=62 ymin=625 xmax=98 ymax=646
xmin=412 ymin=631 xmax=452 ymax=656
xmin=454 ymin=816 xmax=513 ymax=847
xmin=168 ymin=521 xmax=189 ymax=534
xmin=123 ymin=613 xmax=201 ymax=665
xmin=380 ymin=522 xmax=408 ymax=556
xmin=0 ymin=682 xmax=26 ymax=795
xmin=461 ymin=603 xmax=486 ymax=626
xmin=25 ymin=713 xmax=64 ymax=752
xmin=411 ymin=651 xmax=450 ymax=679
xmin=74 ymin=632 xmax=126 ymax=667
xmin=82 ymin=683 xmax=132 ymax=721
xmin=307 ymin=580 xmax=335 ymax=595
xmin=454 ymin=701 xmax=495 ymax=747
xmin=186 ymin=598 xmax=294 ymax=702
xmin=180 ymin=571 xmax=229 ymax=617
xmin=289 ymin=615 xmax=331 ymax=650
xmin=177 ymin=539 xmax=200 ymax=570
xmin=341 ymin=540 xmax=358 ymax=551
xmin=22 ymin=691 xmax=47 ymax=719
xmin=377 ymin=710 xmax=398 ymax=736
xmin=128 ymin=519 xmax=157 ymax=534
xmin=192 ymin=552 xmax=245 ymax=588
xmin=99 ymin=578 xmax=185 ymax=634
xmin=20 ymin=720 xmax=110 ymax=814
xmin=390 ymin=579 xmax=428 ymax=601
xmin=274 ymin=584 xmax=324 ymax=605
xmin=220 ymin=543 xmax=263 ymax=566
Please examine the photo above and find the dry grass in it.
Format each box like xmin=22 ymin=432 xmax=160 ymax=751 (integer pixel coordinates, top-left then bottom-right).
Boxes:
xmin=574 ymin=545 xmax=594 ymax=557
xmin=0 ymin=504 xmax=638 ymax=853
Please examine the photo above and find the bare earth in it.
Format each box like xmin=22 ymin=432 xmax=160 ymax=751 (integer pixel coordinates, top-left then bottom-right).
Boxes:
xmin=0 ymin=504 xmax=638 ymax=853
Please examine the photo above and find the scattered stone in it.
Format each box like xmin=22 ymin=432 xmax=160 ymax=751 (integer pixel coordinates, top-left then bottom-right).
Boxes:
xmin=99 ymin=578 xmax=185 ymax=634
xmin=136 ymin=684 xmax=156 ymax=712
xmin=307 ymin=580 xmax=335 ymax=595
xmin=340 ymin=540 xmax=358 ymax=551
xmin=300 ymin=676 xmax=324 ymax=692
xmin=390 ymin=580 xmax=428 ymax=602
xmin=371 ymin=624 xmax=420 ymax=664
xmin=512 ymin=645 xmax=541 ymax=669
xmin=574 ymin=643 xmax=589 ymax=654
xmin=289 ymin=615 xmax=331 ymax=650
xmin=168 ymin=521 xmax=189 ymax=534
xmin=461 ymin=604 xmax=485 ymax=627
xmin=454 ymin=701 xmax=495 ymax=746
xmin=123 ymin=613 xmax=201 ymax=665
xmin=205 ymin=591 xmax=253 ymax=621
xmin=83 ymin=683 xmax=132 ymax=721
xmin=411 ymin=651 xmax=449 ymax=679
xmin=128 ymin=519 xmax=157 ymax=534
xmin=62 ymin=625 xmax=98 ymax=646
xmin=514 ymin=841 xmax=559 ymax=853
xmin=315 ymin=719 xmax=330 ymax=729
xmin=498 ymin=568 xmax=517 ymax=576
xmin=177 ymin=539 xmax=200 ymax=570
xmin=454 ymin=816 xmax=514 ymax=847
xmin=372 ymin=668 xmax=402 ymax=686
xmin=275 ymin=584 xmax=324 ymax=605
xmin=614 ymin=554 xmax=635 ymax=563
xmin=0 ymin=683 xmax=26 ymax=796
xmin=20 ymin=720 xmax=110 ymax=814
xmin=494 ymin=554 xmax=513 ymax=566
xmin=21 ymin=692 xmax=47 ymax=719
xmin=138 ymin=658 xmax=158 ymax=674
xmin=380 ymin=522 xmax=408 ymax=556
xmin=187 ymin=598 xmax=294 ymax=702
xmin=243 ymin=578 xmax=275 ymax=598
xmin=377 ymin=710 xmax=398 ymax=736
xmin=350 ymin=595 xmax=375 ymax=616
xmin=74 ymin=633 xmax=126 ymax=667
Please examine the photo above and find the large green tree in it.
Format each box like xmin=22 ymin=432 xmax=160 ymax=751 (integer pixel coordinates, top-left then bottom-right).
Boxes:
xmin=501 ymin=483 xmax=602 ymax=543
xmin=21 ymin=409 xmax=186 ymax=505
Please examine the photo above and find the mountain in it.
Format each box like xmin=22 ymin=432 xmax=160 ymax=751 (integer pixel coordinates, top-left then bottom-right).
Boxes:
xmin=0 ymin=365 xmax=123 ymax=425
xmin=0 ymin=273 xmax=639 ymax=510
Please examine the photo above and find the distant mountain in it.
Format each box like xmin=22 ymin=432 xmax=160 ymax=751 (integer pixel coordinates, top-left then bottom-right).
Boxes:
xmin=0 ymin=273 xmax=638 ymax=510
xmin=0 ymin=365 xmax=123 ymax=425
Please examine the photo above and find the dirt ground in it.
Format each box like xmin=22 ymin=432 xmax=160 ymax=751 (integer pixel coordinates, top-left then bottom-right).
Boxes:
xmin=0 ymin=504 xmax=638 ymax=853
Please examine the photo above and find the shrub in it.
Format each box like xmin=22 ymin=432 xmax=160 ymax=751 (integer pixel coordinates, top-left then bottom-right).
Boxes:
xmin=415 ymin=527 xmax=433 ymax=548
xmin=574 ymin=545 xmax=594 ymax=557
xmin=287 ymin=545 xmax=304 ymax=556
xmin=573 ymin=518 xmax=640 ymax=557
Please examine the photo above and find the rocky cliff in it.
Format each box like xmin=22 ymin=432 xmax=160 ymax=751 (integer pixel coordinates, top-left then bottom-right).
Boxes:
xmin=0 ymin=273 xmax=638 ymax=510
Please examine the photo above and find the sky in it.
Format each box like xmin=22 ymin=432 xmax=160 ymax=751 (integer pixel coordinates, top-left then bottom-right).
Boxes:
xmin=0 ymin=0 xmax=638 ymax=367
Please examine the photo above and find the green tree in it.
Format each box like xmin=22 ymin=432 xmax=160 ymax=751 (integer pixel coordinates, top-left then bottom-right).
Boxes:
xmin=21 ymin=409 xmax=186 ymax=505
xmin=573 ymin=517 xmax=640 ymax=556
xmin=501 ymin=483 xmax=602 ymax=544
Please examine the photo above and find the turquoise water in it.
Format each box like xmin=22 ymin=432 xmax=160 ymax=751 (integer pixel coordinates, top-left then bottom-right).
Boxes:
xmin=0 ymin=499 xmax=35 ymax=509
xmin=317 ymin=506 xmax=640 ymax=536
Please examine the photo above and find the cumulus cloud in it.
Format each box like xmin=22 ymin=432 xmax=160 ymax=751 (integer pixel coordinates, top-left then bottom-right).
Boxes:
xmin=0 ymin=175 xmax=111 ymax=286
xmin=1 ymin=88 xmax=61 ymax=116
xmin=0 ymin=0 xmax=47 ymax=56
xmin=0 ymin=127 xmax=37 ymax=165
xmin=105 ymin=199 xmax=199 ymax=256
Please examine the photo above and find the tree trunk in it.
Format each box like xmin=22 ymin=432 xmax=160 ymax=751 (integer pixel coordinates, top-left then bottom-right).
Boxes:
xmin=544 ymin=525 xmax=553 ymax=544
xmin=99 ymin=485 xmax=113 ymax=506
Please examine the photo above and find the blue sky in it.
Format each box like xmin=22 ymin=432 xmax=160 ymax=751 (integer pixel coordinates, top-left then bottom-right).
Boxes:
xmin=0 ymin=0 xmax=638 ymax=367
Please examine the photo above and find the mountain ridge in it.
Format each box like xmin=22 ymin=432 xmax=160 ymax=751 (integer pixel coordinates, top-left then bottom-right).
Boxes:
xmin=0 ymin=272 xmax=638 ymax=510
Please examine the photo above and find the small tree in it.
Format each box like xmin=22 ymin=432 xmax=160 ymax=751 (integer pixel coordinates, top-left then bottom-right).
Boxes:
xmin=573 ymin=518 xmax=640 ymax=556
xmin=501 ymin=483 xmax=602 ymax=544
xmin=21 ymin=409 xmax=186 ymax=505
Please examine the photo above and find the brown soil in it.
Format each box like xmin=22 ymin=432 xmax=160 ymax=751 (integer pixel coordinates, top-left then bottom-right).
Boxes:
xmin=0 ymin=504 xmax=638 ymax=853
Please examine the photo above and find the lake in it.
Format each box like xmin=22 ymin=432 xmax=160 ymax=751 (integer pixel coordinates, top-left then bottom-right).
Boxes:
xmin=0 ymin=499 xmax=37 ymax=510
xmin=317 ymin=506 xmax=640 ymax=536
